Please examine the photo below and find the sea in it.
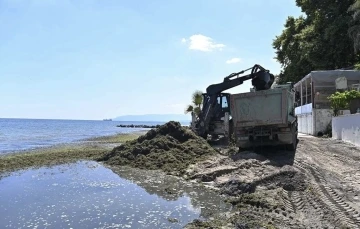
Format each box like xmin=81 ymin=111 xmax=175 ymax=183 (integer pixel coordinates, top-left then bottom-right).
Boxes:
xmin=0 ymin=118 xmax=230 ymax=229
xmin=0 ymin=118 xmax=190 ymax=155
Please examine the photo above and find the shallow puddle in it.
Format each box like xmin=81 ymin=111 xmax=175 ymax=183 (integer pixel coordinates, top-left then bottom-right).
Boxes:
xmin=0 ymin=161 xmax=231 ymax=229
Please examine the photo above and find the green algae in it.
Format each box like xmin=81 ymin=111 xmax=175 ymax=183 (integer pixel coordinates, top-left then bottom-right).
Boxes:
xmin=0 ymin=133 xmax=141 ymax=174
xmin=99 ymin=121 xmax=217 ymax=175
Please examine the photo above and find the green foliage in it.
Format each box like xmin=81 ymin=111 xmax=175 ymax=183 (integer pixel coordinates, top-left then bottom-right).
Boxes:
xmin=348 ymin=0 xmax=360 ymax=52
xmin=193 ymin=106 xmax=201 ymax=116
xmin=185 ymin=105 xmax=194 ymax=114
xmin=328 ymin=92 xmax=349 ymax=112
xmin=345 ymin=89 xmax=360 ymax=100
xmin=327 ymin=90 xmax=360 ymax=115
xmin=355 ymin=62 xmax=360 ymax=70
xmin=273 ymin=0 xmax=360 ymax=83
xmin=191 ymin=90 xmax=203 ymax=107
xmin=184 ymin=90 xmax=203 ymax=117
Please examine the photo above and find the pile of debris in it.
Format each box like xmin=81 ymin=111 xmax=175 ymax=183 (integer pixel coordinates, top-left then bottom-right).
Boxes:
xmin=99 ymin=121 xmax=217 ymax=174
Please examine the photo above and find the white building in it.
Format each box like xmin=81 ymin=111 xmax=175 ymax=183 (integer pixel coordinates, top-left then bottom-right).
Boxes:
xmin=294 ymin=70 xmax=360 ymax=136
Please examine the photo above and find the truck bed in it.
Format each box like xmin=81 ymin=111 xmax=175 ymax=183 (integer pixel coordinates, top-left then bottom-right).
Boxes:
xmin=230 ymin=88 xmax=289 ymax=128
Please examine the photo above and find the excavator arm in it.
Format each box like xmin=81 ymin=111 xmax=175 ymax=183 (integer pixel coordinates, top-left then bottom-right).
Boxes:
xmin=194 ymin=64 xmax=274 ymax=137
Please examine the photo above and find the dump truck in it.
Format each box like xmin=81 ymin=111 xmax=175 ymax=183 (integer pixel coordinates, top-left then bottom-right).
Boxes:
xmin=190 ymin=64 xmax=298 ymax=150
xmin=230 ymin=83 xmax=298 ymax=150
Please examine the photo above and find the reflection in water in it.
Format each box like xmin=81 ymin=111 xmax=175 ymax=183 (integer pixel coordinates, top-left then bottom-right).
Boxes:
xmin=108 ymin=165 xmax=232 ymax=219
xmin=0 ymin=161 xmax=231 ymax=229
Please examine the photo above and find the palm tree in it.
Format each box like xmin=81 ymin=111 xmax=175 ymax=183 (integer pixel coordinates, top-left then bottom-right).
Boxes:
xmin=184 ymin=90 xmax=203 ymax=117
xmin=348 ymin=0 xmax=360 ymax=52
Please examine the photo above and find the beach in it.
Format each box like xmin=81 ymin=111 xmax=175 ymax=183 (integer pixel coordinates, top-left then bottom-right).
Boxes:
xmin=0 ymin=119 xmax=228 ymax=229
xmin=2 ymin=120 xmax=360 ymax=228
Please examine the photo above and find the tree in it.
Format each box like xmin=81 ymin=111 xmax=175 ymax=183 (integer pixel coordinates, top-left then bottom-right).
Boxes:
xmin=272 ymin=16 xmax=312 ymax=83
xmin=184 ymin=90 xmax=203 ymax=117
xmin=348 ymin=0 xmax=360 ymax=52
xmin=273 ymin=0 xmax=360 ymax=83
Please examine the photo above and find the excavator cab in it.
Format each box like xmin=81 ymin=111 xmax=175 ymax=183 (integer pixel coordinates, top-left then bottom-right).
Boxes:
xmin=201 ymin=93 xmax=230 ymax=121
xmin=214 ymin=93 xmax=231 ymax=120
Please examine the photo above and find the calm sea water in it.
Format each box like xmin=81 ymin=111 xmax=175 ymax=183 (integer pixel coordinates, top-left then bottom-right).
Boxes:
xmin=0 ymin=161 xmax=230 ymax=228
xmin=0 ymin=118 xmax=189 ymax=154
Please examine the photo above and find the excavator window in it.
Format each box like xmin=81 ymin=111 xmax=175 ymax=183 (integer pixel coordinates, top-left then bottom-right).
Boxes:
xmin=216 ymin=96 xmax=228 ymax=108
xmin=221 ymin=96 xmax=228 ymax=109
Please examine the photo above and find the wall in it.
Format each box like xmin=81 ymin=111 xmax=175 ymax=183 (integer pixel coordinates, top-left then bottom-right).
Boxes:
xmin=332 ymin=114 xmax=360 ymax=147
xmin=297 ymin=113 xmax=314 ymax=135
xmin=295 ymin=103 xmax=312 ymax=115
xmin=313 ymin=87 xmax=335 ymax=109
xmin=296 ymin=108 xmax=333 ymax=136
xmin=314 ymin=109 xmax=333 ymax=135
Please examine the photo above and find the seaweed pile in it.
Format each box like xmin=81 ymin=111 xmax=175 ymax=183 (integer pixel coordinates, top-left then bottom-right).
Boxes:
xmin=99 ymin=121 xmax=216 ymax=174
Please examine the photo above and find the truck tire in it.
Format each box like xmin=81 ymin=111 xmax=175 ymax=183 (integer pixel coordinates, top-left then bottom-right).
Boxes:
xmin=286 ymin=126 xmax=297 ymax=151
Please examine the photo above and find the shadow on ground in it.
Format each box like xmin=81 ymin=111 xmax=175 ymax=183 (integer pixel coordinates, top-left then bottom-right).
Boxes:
xmin=231 ymin=143 xmax=297 ymax=168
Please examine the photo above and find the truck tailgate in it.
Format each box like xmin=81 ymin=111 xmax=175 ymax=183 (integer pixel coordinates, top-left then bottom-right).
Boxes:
xmin=230 ymin=88 xmax=288 ymax=127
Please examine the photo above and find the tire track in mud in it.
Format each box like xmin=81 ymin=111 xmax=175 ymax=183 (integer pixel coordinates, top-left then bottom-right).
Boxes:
xmin=291 ymin=184 xmax=345 ymax=227
xmin=236 ymin=202 xmax=303 ymax=228
xmin=192 ymin=137 xmax=360 ymax=227
xmin=294 ymin=160 xmax=360 ymax=228
xmin=325 ymin=144 xmax=360 ymax=164
xmin=302 ymin=187 xmax=324 ymax=216
xmin=290 ymin=191 xmax=305 ymax=211
xmin=280 ymin=189 xmax=295 ymax=214
xmin=281 ymin=187 xmax=334 ymax=228
xmin=300 ymin=138 xmax=359 ymax=166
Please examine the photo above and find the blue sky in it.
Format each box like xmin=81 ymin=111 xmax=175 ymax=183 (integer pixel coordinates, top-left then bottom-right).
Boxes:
xmin=0 ymin=0 xmax=302 ymax=120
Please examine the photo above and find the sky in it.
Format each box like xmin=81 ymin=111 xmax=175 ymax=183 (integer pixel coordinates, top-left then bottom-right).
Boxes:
xmin=0 ymin=0 xmax=303 ymax=120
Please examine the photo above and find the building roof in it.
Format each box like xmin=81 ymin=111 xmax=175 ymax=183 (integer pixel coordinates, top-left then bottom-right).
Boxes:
xmin=294 ymin=70 xmax=360 ymax=87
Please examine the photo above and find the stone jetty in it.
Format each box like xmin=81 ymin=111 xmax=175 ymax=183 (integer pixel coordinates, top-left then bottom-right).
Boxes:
xmin=116 ymin=124 xmax=160 ymax=129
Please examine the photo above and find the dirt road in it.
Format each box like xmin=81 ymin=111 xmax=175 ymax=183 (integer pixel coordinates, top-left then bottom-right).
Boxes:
xmin=185 ymin=134 xmax=360 ymax=228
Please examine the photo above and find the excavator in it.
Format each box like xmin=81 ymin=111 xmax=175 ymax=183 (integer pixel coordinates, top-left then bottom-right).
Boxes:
xmin=191 ymin=64 xmax=275 ymax=140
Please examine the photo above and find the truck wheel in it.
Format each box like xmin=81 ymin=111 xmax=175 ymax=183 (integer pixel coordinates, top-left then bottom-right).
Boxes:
xmin=286 ymin=127 xmax=297 ymax=151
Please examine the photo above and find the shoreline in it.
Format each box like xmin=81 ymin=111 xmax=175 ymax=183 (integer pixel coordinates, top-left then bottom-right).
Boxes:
xmin=0 ymin=129 xmax=148 ymax=155
xmin=0 ymin=123 xmax=303 ymax=228
xmin=0 ymin=131 xmax=147 ymax=175
xmin=0 ymin=129 xmax=233 ymax=228
xmin=0 ymin=127 xmax=149 ymax=156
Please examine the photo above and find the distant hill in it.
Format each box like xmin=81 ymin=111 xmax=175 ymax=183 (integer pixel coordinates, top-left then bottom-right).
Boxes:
xmin=113 ymin=114 xmax=191 ymax=122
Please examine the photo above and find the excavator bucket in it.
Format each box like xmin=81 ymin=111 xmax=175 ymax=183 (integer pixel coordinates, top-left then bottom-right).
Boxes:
xmin=251 ymin=71 xmax=274 ymax=91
